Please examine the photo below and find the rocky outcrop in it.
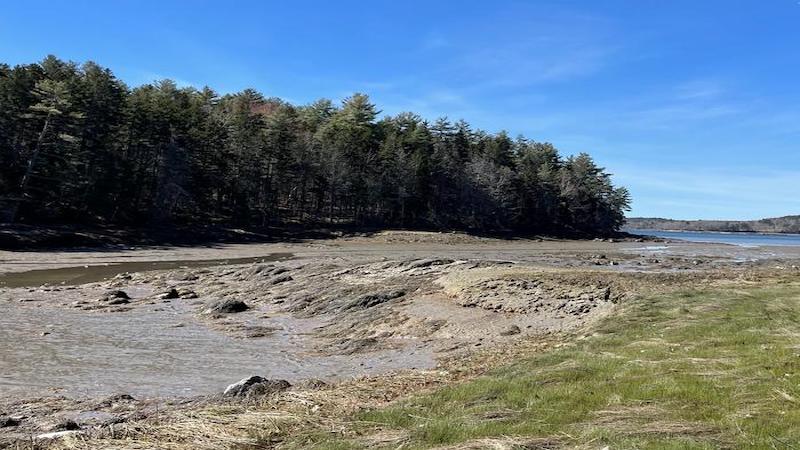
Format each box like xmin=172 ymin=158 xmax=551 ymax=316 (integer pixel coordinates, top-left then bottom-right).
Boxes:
xmin=452 ymin=277 xmax=616 ymax=316
xmin=160 ymin=288 xmax=180 ymax=299
xmin=100 ymin=290 xmax=130 ymax=304
xmin=223 ymin=376 xmax=291 ymax=398
xmin=203 ymin=299 xmax=249 ymax=314
xmin=0 ymin=417 xmax=20 ymax=428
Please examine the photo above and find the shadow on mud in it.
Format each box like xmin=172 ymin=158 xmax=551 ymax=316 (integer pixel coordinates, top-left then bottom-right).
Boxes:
xmin=0 ymin=253 xmax=293 ymax=288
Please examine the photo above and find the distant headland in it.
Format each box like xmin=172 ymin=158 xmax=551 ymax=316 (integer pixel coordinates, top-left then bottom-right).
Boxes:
xmin=625 ymin=215 xmax=800 ymax=234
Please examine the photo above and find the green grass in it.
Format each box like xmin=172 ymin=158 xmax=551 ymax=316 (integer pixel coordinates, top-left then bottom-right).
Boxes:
xmin=292 ymin=281 xmax=800 ymax=449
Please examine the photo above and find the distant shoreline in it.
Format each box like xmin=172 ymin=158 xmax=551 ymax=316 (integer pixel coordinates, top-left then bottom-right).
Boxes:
xmin=625 ymin=215 xmax=800 ymax=235
xmin=0 ymin=223 xmax=638 ymax=251
xmin=624 ymin=227 xmax=800 ymax=248
xmin=626 ymin=227 xmax=800 ymax=237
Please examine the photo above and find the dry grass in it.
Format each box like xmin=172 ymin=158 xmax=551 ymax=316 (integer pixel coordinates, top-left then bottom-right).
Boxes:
xmin=33 ymin=337 xmax=557 ymax=450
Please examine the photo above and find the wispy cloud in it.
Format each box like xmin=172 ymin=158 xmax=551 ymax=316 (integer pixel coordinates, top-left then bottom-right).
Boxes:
xmin=622 ymin=103 xmax=743 ymax=131
xmin=409 ymin=5 xmax=625 ymax=90
xmin=448 ymin=19 xmax=620 ymax=88
xmin=673 ymin=79 xmax=726 ymax=100
xmin=463 ymin=43 xmax=615 ymax=87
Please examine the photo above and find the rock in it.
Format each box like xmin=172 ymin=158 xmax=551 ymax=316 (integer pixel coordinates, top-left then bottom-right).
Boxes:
xmin=160 ymin=288 xmax=180 ymax=299
xmin=245 ymin=379 xmax=291 ymax=397
xmin=500 ymin=325 xmax=522 ymax=336
xmin=106 ymin=290 xmax=130 ymax=300
xmin=204 ymin=299 xmax=249 ymax=314
xmin=223 ymin=376 xmax=290 ymax=398
xmin=0 ymin=416 xmax=21 ymax=427
xmin=101 ymin=290 xmax=131 ymax=304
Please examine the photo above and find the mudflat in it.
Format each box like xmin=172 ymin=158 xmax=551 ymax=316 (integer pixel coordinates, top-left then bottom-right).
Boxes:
xmin=2 ymin=230 xmax=800 ymax=447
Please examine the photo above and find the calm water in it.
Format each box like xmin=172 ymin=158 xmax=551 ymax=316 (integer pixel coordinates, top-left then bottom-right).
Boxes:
xmin=0 ymin=253 xmax=293 ymax=288
xmin=627 ymin=229 xmax=800 ymax=247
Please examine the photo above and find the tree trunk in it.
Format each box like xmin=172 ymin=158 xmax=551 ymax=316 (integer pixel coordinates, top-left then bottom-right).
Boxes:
xmin=13 ymin=113 xmax=52 ymax=222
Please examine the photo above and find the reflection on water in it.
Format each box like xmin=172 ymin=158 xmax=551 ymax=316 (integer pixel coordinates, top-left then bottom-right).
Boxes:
xmin=0 ymin=253 xmax=293 ymax=288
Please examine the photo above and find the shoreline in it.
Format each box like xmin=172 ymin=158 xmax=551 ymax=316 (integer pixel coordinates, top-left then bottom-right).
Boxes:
xmin=627 ymin=227 xmax=800 ymax=237
xmin=0 ymin=223 xmax=639 ymax=252
xmin=3 ymin=231 xmax=800 ymax=447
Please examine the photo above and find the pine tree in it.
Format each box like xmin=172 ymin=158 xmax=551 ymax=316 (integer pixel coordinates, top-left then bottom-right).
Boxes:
xmin=0 ymin=56 xmax=630 ymax=236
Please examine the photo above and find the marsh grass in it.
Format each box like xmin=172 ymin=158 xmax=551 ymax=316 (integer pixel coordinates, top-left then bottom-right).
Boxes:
xmin=43 ymin=276 xmax=800 ymax=449
xmin=301 ymin=282 xmax=800 ymax=449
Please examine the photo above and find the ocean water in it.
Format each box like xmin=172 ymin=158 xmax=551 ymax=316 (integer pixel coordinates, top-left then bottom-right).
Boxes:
xmin=627 ymin=229 xmax=800 ymax=247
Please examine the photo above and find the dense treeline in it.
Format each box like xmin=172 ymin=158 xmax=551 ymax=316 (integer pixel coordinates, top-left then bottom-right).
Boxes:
xmin=0 ymin=56 xmax=629 ymax=235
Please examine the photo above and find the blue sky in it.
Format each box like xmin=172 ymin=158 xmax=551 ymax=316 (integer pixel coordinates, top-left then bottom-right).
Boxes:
xmin=2 ymin=0 xmax=799 ymax=220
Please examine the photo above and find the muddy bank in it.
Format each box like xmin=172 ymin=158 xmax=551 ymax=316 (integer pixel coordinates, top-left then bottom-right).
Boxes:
xmin=0 ymin=255 xmax=620 ymax=401
xmin=4 ymin=228 xmax=793 ymax=276
xmin=0 ymin=222 xmax=644 ymax=252
xmin=0 ymin=223 xmax=344 ymax=251
xmin=2 ymin=231 xmax=800 ymax=446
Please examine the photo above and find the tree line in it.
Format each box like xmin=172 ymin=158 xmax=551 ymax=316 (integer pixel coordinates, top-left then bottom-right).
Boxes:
xmin=0 ymin=56 xmax=630 ymax=235
xmin=626 ymin=216 xmax=800 ymax=234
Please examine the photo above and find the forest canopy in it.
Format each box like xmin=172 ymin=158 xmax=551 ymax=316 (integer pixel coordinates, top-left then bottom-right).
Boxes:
xmin=0 ymin=56 xmax=630 ymax=235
